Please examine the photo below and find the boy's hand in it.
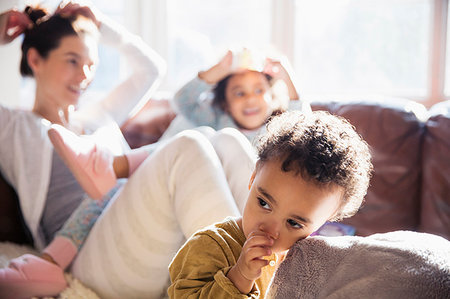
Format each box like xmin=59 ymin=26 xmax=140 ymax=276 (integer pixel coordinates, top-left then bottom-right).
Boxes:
xmin=198 ymin=50 xmax=234 ymax=84
xmin=227 ymin=230 xmax=274 ymax=294
xmin=0 ymin=9 xmax=32 ymax=45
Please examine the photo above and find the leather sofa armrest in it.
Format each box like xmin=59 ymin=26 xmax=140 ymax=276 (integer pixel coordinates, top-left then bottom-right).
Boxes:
xmin=419 ymin=100 xmax=450 ymax=240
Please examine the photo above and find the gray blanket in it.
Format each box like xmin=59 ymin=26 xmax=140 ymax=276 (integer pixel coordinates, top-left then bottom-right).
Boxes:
xmin=267 ymin=231 xmax=450 ymax=299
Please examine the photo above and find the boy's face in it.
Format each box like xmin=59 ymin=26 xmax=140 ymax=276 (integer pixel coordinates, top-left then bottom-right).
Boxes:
xmin=225 ymin=71 xmax=273 ymax=130
xmin=241 ymin=159 xmax=343 ymax=254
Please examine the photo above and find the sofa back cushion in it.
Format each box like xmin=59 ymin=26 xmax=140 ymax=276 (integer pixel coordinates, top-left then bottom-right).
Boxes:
xmin=420 ymin=100 xmax=450 ymax=239
xmin=121 ymin=98 xmax=176 ymax=149
xmin=311 ymin=98 xmax=426 ymax=236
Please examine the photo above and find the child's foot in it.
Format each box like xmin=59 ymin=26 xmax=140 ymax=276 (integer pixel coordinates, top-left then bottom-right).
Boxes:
xmin=48 ymin=124 xmax=117 ymax=200
xmin=0 ymin=254 xmax=67 ymax=298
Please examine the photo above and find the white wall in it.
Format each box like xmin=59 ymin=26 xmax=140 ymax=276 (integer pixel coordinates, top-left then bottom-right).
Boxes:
xmin=0 ymin=0 xmax=22 ymax=108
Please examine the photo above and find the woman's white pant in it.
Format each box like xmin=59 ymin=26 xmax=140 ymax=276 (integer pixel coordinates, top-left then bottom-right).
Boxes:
xmin=71 ymin=129 xmax=255 ymax=298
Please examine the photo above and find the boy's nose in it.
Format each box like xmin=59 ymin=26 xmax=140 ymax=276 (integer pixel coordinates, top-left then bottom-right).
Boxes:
xmin=259 ymin=223 xmax=280 ymax=240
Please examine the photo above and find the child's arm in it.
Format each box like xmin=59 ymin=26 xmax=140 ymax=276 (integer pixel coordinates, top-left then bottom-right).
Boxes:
xmin=172 ymin=51 xmax=234 ymax=127
xmin=263 ymin=58 xmax=300 ymax=101
xmin=226 ymin=230 xmax=273 ymax=294
xmin=171 ymin=77 xmax=219 ymax=126
xmin=197 ymin=50 xmax=234 ymax=84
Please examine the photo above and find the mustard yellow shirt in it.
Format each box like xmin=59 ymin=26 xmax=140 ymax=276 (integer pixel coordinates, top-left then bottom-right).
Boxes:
xmin=168 ymin=217 xmax=278 ymax=298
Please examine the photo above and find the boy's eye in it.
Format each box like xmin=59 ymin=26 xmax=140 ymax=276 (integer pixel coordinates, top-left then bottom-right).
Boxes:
xmin=287 ymin=219 xmax=302 ymax=229
xmin=258 ymin=197 xmax=270 ymax=210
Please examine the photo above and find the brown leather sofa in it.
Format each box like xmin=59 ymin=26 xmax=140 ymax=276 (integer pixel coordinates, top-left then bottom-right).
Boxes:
xmin=1 ymin=98 xmax=449 ymax=246
xmin=310 ymin=98 xmax=449 ymax=239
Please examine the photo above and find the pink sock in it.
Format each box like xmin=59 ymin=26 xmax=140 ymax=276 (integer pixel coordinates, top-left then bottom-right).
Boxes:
xmin=126 ymin=149 xmax=150 ymax=176
xmin=43 ymin=236 xmax=78 ymax=270
xmin=0 ymin=254 xmax=67 ymax=298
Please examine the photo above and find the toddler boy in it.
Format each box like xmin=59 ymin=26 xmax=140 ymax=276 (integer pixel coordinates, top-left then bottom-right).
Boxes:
xmin=168 ymin=110 xmax=372 ymax=298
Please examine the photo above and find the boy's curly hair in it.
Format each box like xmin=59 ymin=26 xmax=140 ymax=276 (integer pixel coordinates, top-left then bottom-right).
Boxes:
xmin=256 ymin=110 xmax=372 ymax=221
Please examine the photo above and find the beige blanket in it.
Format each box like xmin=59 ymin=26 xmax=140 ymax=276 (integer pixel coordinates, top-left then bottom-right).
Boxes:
xmin=267 ymin=231 xmax=450 ymax=299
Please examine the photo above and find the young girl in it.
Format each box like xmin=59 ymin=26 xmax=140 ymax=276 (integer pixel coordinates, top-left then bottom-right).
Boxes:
xmin=168 ymin=110 xmax=373 ymax=298
xmin=164 ymin=48 xmax=311 ymax=141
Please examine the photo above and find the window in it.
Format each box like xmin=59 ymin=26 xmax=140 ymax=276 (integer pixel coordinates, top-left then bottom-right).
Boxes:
xmin=155 ymin=0 xmax=447 ymax=106
xmin=166 ymin=0 xmax=272 ymax=90
xmin=294 ymin=0 xmax=432 ymax=98
xmin=10 ymin=0 xmax=446 ymax=108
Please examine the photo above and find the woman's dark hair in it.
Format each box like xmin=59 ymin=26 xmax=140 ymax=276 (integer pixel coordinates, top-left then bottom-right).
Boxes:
xmin=256 ymin=110 xmax=373 ymax=221
xmin=20 ymin=5 xmax=98 ymax=77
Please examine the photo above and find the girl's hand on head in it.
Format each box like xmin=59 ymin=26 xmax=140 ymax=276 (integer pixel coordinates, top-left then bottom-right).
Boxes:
xmin=0 ymin=9 xmax=32 ymax=44
xmin=216 ymin=49 xmax=233 ymax=72
xmin=55 ymin=1 xmax=101 ymax=28
xmin=264 ymin=57 xmax=300 ymax=100
xmin=227 ymin=230 xmax=274 ymax=294
xmin=263 ymin=58 xmax=291 ymax=82
xmin=198 ymin=50 xmax=234 ymax=84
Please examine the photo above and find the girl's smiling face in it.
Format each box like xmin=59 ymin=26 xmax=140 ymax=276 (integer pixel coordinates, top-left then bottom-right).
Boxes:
xmin=225 ymin=70 xmax=273 ymax=130
xmin=241 ymin=159 xmax=343 ymax=254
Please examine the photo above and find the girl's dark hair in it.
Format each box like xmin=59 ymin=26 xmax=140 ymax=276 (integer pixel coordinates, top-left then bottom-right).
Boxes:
xmin=256 ymin=110 xmax=373 ymax=221
xmin=20 ymin=5 xmax=98 ymax=77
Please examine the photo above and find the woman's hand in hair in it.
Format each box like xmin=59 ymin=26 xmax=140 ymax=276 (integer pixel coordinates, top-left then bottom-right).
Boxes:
xmin=0 ymin=9 xmax=32 ymax=44
xmin=198 ymin=50 xmax=234 ymax=84
xmin=55 ymin=2 xmax=101 ymax=28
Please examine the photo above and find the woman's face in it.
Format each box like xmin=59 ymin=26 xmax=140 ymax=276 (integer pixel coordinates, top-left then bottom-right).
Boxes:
xmin=32 ymin=33 xmax=98 ymax=109
xmin=225 ymin=71 xmax=273 ymax=130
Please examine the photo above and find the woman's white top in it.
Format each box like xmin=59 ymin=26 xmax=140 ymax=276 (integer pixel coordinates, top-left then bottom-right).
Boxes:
xmin=0 ymin=14 xmax=165 ymax=250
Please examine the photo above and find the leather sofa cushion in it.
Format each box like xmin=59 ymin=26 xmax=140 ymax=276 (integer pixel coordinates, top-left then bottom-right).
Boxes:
xmin=311 ymin=98 xmax=426 ymax=236
xmin=121 ymin=98 xmax=176 ymax=149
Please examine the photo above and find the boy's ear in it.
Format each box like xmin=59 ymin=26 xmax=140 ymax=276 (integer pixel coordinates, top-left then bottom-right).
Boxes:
xmin=248 ymin=170 xmax=256 ymax=190
xmin=27 ymin=48 xmax=42 ymax=74
xmin=327 ymin=189 xmax=345 ymax=222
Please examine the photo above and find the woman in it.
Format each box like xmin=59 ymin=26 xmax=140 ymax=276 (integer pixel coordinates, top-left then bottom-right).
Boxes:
xmin=0 ymin=2 xmax=254 ymax=298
